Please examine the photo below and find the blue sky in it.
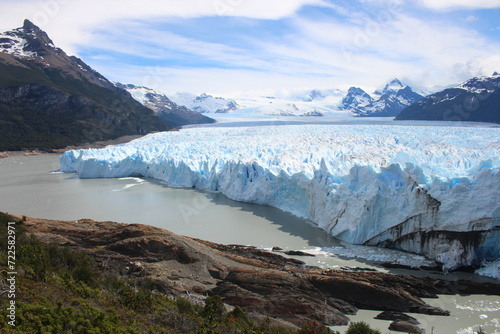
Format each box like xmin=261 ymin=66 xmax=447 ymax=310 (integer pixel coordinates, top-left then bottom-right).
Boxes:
xmin=1 ymin=0 xmax=500 ymax=96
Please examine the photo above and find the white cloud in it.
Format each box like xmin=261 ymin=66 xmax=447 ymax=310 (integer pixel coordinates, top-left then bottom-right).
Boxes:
xmin=92 ymin=62 xmax=341 ymax=96
xmin=418 ymin=0 xmax=500 ymax=10
xmin=82 ymin=5 xmax=500 ymax=94
xmin=1 ymin=0 xmax=500 ymax=95
xmin=465 ymin=15 xmax=478 ymax=22
xmin=248 ymin=11 xmax=500 ymax=91
xmin=0 ymin=0 xmax=330 ymax=55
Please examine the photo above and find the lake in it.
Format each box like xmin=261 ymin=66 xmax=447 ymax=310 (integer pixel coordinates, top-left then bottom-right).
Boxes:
xmin=0 ymin=153 xmax=498 ymax=333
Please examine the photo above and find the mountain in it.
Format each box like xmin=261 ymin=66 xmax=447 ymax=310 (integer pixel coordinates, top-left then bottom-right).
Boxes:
xmin=0 ymin=20 xmax=172 ymax=151
xmin=116 ymin=83 xmax=215 ymax=127
xmin=341 ymin=79 xmax=424 ymax=117
xmin=396 ymin=73 xmax=500 ymax=124
xmin=170 ymin=92 xmax=239 ymax=114
xmin=338 ymin=87 xmax=374 ymax=112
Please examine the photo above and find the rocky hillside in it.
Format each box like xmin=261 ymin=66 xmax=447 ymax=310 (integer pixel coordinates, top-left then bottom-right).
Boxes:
xmin=0 ymin=20 xmax=172 ymax=151
xmin=14 ymin=214 xmax=500 ymax=331
xmin=116 ymin=83 xmax=215 ymax=127
xmin=396 ymin=73 xmax=500 ymax=124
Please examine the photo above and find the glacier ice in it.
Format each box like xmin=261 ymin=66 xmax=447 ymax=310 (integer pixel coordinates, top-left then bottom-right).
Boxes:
xmin=60 ymin=124 xmax=500 ymax=274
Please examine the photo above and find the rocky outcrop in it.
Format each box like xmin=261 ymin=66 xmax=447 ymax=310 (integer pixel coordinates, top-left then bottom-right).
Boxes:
xmin=375 ymin=311 xmax=420 ymax=324
xmin=389 ymin=320 xmax=424 ymax=333
xmin=17 ymin=215 xmax=500 ymax=328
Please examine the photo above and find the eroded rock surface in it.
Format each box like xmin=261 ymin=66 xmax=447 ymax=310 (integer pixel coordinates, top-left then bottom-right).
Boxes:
xmin=21 ymin=216 xmax=500 ymax=327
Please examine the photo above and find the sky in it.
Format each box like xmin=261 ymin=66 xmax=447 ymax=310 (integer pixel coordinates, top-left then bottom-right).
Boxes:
xmin=1 ymin=0 xmax=500 ymax=97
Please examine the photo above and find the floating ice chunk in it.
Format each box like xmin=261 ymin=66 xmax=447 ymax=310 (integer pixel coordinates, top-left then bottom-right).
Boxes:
xmin=475 ymin=260 xmax=500 ymax=280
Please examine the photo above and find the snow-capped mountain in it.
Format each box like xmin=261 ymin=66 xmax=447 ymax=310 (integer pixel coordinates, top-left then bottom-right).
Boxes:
xmin=0 ymin=19 xmax=116 ymax=90
xmin=396 ymin=73 xmax=500 ymax=124
xmin=342 ymin=79 xmax=424 ymax=117
xmin=170 ymin=92 xmax=239 ymax=114
xmin=0 ymin=20 xmax=171 ymax=150
xmin=61 ymin=124 xmax=500 ymax=275
xmin=116 ymin=84 xmax=215 ymax=127
xmin=339 ymin=87 xmax=374 ymax=111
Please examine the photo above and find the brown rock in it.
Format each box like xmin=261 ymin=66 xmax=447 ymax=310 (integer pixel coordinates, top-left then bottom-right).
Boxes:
xmin=15 ymin=214 xmax=500 ymax=328
xmin=375 ymin=311 xmax=419 ymax=325
xmin=389 ymin=320 xmax=424 ymax=333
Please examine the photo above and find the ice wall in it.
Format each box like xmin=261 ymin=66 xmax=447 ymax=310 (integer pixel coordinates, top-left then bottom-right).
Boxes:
xmin=60 ymin=124 xmax=500 ymax=272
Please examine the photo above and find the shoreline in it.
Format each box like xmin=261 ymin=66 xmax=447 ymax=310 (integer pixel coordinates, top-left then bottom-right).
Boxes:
xmin=7 ymin=212 xmax=500 ymax=331
xmin=0 ymin=134 xmax=146 ymax=159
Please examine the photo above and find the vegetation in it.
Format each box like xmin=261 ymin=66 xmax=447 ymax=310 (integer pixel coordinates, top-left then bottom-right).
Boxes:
xmin=1 ymin=212 xmax=439 ymax=334
xmin=344 ymin=322 xmax=381 ymax=334
xmin=0 ymin=62 xmax=171 ymax=151
xmin=0 ymin=212 xmax=381 ymax=334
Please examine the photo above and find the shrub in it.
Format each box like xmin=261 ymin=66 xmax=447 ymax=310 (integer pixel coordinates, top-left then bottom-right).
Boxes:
xmin=298 ymin=320 xmax=334 ymax=334
xmin=345 ymin=321 xmax=382 ymax=334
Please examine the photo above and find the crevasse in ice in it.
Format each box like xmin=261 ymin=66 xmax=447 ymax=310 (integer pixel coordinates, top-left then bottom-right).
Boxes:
xmin=60 ymin=124 xmax=500 ymax=274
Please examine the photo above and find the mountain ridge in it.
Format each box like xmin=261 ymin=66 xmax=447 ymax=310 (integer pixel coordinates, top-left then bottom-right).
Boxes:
xmin=340 ymin=79 xmax=424 ymax=117
xmin=396 ymin=73 xmax=500 ymax=123
xmin=0 ymin=20 xmax=172 ymax=151
xmin=116 ymin=83 xmax=216 ymax=127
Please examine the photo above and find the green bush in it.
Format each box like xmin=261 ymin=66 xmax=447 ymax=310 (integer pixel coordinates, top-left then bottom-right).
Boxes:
xmin=345 ymin=321 xmax=382 ymax=334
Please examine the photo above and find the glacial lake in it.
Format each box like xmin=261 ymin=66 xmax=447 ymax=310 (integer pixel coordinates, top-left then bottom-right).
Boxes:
xmin=0 ymin=153 xmax=499 ymax=333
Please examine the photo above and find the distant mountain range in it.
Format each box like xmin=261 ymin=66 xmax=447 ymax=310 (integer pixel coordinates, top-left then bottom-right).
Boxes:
xmin=190 ymin=79 xmax=423 ymax=118
xmin=0 ymin=20 xmax=212 ymax=151
xmin=170 ymin=92 xmax=240 ymax=114
xmin=396 ymin=73 xmax=500 ymax=124
xmin=183 ymin=76 xmax=498 ymax=124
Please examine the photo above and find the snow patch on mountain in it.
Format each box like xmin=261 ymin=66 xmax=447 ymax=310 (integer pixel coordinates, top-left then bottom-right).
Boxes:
xmin=0 ymin=31 xmax=37 ymax=58
xmin=60 ymin=124 xmax=500 ymax=274
xmin=344 ymin=79 xmax=424 ymax=117
xmin=124 ymin=85 xmax=155 ymax=105
xmin=339 ymin=87 xmax=374 ymax=111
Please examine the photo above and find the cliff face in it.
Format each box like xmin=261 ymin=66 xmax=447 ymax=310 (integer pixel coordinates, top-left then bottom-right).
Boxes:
xmin=20 ymin=215 xmax=500 ymax=328
xmin=0 ymin=20 xmax=171 ymax=151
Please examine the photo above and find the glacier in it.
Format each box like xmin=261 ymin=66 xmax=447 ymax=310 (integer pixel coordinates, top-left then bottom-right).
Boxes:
xmin=60 ymin=124 xmax=500 ymax=274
